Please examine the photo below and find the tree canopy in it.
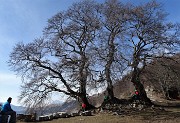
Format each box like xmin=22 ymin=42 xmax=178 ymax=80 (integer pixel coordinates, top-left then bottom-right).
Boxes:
xmin=9 ymin=0 xmax=180 ymax=108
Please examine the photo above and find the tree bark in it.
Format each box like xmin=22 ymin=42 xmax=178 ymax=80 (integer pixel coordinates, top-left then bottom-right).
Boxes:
xmin=106 ymin=86 xmax=114 ymax=100
xmin=131 ymin=67 xmax=152 ymax=105
xmin=105 ymin=33 xmax=116 ymax=102
xmin=79 ymin=93 xmax=95 ymax=110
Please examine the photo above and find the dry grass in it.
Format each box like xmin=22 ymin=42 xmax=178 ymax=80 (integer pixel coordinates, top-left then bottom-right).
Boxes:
xmin=18 ymin=114 xmax=144 ymax=123
xmin=17 ymin=108 xmax=180 ymax=123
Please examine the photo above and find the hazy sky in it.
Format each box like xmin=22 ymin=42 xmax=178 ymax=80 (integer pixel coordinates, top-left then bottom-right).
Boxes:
xmin=0 ymin=0 xmax=180 ymax=106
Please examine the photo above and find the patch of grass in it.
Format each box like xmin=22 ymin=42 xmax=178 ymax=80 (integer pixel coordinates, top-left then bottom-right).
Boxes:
xmin=18 ymin=114 xmax=143 ymax=123
xmin=17 ymin=107 xmax=180 ymax=123
xmin=17 ymin=113 xmax=180 ymax=123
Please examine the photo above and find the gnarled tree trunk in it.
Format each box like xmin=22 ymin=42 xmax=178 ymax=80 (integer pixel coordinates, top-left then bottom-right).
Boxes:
xmin=131 ymin=66 xmax=152 ymax=105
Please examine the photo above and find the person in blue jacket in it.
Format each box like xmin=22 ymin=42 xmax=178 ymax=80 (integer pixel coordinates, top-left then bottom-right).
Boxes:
xmin=1 ymin=97 xmax=16 ymax=123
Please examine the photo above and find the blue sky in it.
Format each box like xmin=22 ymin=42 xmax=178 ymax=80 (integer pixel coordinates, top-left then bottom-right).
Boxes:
xmin=0 ymin=0 xmax=180 ymax=106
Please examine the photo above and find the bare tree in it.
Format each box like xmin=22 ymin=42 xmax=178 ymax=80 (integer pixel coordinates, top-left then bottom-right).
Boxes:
xmin=122 ymin=1 xmax=180 ymax=104
xmin=9 ymin=0 xmax=180 ymax=109
xmin=9 ymin=0 xmax=100 ymax=109
xmin=93 ymin=0 xmax=130 ymax=103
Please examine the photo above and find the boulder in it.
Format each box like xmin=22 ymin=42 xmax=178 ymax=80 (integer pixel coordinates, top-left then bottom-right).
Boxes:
xmin=81 ymin=111 xmax=92 ymax=116
xmin=39 ymin=115 xmax=49 ymax=121
xmin=57 ymin=112 xmax=69 ymax=118
xmin=71 ymin=112 xmax=79 ymax=117
xmin=53 ymin=113 xmax=60 ymax=119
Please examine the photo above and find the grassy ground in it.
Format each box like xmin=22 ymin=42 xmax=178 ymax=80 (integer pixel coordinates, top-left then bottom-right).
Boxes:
xmin=17 ymin=107 xmax=180 ymax=123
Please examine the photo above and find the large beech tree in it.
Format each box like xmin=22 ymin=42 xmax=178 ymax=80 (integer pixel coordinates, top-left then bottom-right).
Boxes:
xmin=95 ymin=0 xmax=130 ymax=102
xmin=9 ymin=0 xmax=100 ymax=109
xmin=123 ymin=1 xmax=180 ymax=104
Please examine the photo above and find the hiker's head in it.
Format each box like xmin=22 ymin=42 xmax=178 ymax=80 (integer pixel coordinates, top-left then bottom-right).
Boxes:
xmin=7 ymin=97 xmax=12 ymax=103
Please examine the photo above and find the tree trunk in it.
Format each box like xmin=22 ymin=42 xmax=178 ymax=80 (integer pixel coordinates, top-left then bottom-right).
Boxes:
xmin=131 ymin=67 xmax=152 ymax=105
xmin=107 ymin=86 xmax=114 ymax=100
xmin=105 ymin=66 xmax=115 ymax=101
xmin=79 ymin=93 xmax=95 ymax=110
xmin=105 ymin=33 xmax=116 ymax=102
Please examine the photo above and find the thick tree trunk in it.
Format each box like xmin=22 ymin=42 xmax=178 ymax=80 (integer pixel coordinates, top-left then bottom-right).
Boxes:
xmin=80 ymin=93 xmax=95 ymax=110
xmin=131 ymin=67 xmax=152 ymax=105
xmin=105 ymin=66 xmax=115 ymax=101
xmin=78 ymin=53 xmax=95 ymax=110
xmin=107 ymin=86 xmax=114 ymax=100
xmin=105 ymin=33 xmax=116 ymax=102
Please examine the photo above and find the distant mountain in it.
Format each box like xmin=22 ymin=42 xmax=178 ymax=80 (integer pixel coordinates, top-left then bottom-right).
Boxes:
xmin=51 ymin=100 xmax=64 ymax=105
xmin=59 ymin=100 xmax=79 ymax=113
xmin=11 ymin=104 xmax=26 ymax=114
xmin=36 ymin=100 xmax=79 ymax=115
xmin=0 ymin=100 xmax=69 ymax=116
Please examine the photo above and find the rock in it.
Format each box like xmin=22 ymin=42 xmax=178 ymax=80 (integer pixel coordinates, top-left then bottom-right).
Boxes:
xmin=81 ymin=111 xmax=92 ymax=116
xmin=17 ymin=113 xmax=37 ymax=122
xmin=17 ymin=114 xmax=25 ymax=121
xmin=71 ymin=112 xmax=79 ymax=117
xmin=57 ymin=112 xmax=69 ymax=118
xmin=24 ymin=114 xmax=33 ymax=122
xmin=48 ymin=114 xmax=54 ymax=120
xmin=39 ymin=114 xmax=53 ymax=121
xmin=39 ymin=116 xmax=49 ymax=121
xmin=53 ymin=113 xmax=60 ymax=119
xmin=137 ymin=104 xmax=144 ymax=110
